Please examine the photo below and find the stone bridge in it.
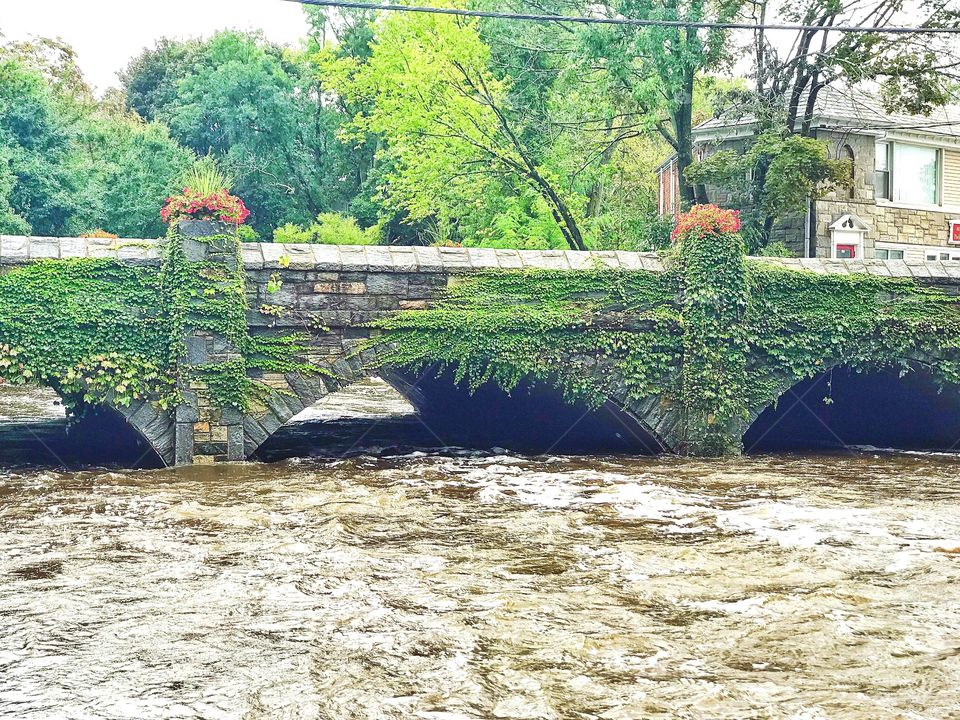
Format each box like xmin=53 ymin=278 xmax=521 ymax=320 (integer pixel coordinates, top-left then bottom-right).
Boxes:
xmin=2 ymin=233 xmax=960 ymax=466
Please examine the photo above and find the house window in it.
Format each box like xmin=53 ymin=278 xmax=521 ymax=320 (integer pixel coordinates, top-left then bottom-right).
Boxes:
xmin=898 ymin=144 xmax=940 ymax=205
xmin=875 ymin=248 xmax=904 ymax=260
xmin=876 ymin=141 xmax=942 ymax=206
xmin=875 ymin=142 xmax=891 ymax=200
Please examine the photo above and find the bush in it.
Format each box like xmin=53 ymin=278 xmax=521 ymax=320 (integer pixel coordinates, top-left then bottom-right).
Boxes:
xmin=80 ymin=229 xmax=119 ymax=239
xmin=272 ymin=213 xmax=380 ymax=245
xmin=236 ymin=225 xmax=260 ymax=242
xmin=757 ymin=240 xmax=794 ymax=257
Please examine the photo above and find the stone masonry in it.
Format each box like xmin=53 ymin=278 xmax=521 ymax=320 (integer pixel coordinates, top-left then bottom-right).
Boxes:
xmin=174 ymin=221 xmax=247 ymax=465
xmin=694 ymin=129 xmax=960 ymax=258
xmin=2 ymin=235 xmax=960 ymax=464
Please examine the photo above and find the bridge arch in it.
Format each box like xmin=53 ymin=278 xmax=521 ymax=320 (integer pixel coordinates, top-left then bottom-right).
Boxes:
xmin=240 ymin=346 xmax=682 ymax=458
xmin=0 ymin=382 xmax=174 ymax=467
xmin=109 ymin=398 xmax=176 ymax=466
xmin=743 ymin=356 xmax=960 ymax=453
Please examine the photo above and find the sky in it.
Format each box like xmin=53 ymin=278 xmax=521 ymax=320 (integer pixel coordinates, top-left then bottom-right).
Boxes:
xmin=1 ymin=0 xmax=311 ymax=92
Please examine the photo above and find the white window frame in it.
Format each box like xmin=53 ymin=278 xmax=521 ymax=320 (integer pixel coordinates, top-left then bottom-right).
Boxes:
xmin=829 ymin=214 xmax=868 ymax=260
xmin=874 ymin=248 xmax=904 ymax=260
xmin=877 ymin=241 xmax=960 ymax=262
xmin=875 ymin=139 xmax=943 ymax=210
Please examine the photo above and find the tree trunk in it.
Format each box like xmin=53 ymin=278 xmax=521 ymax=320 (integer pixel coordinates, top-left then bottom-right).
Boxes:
xmin=673 ymin=69 xmax=699 ymax=208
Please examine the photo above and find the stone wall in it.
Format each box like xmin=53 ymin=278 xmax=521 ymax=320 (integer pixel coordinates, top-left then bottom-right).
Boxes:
xmin=812 ymin=129 xmax=958 ymax=257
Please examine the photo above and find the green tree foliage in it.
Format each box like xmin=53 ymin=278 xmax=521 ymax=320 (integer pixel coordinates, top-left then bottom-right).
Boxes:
xmin=747 ymin=0 xmax=960 ymax=134
xmin=685 ymin=131 xmax=850 ymax=250
xmin=0 ymin=56 xmax=84 ymax=235
xmin=0 ymin=44 xmax=196 ymax=238
xmin=0 ymin=154 xmax=30 ymax=235
xmin=121 ymin=31 xmax=365 ymax=234
xmin=572 ymin=0 xmax=744 ymax=206
xmin=318 ymin=10 xmax=591 ymax=250
xmin=71 ymin=110 xmax=195 ymax=238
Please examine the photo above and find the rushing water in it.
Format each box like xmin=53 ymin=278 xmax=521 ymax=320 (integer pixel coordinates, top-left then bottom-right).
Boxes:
xmin=2 ymin=385 xmax=960 ymax=719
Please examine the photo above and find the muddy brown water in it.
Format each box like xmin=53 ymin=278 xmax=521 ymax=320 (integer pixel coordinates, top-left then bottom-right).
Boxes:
xmin=2 ymin=383 xmax=960 ymax=719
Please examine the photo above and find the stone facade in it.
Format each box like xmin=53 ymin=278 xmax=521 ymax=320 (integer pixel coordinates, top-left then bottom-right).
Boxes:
xmin=173 ymin=221 xmax=247 ymax=465
xmin=811 ymin=130 xmax=960 ymax=259
xmin=680 ymin=126 xmax=960 ymax=258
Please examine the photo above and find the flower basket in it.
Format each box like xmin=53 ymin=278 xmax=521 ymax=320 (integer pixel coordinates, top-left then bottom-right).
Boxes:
xmin=161 ymin=188 xmax=250 ymax=226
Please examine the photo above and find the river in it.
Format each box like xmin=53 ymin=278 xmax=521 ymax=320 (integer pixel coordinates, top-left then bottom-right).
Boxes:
xmin=2 ymin=383 xmax=960 ymax=719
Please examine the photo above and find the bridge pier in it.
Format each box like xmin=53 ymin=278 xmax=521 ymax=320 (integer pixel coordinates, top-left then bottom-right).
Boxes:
xmin=172 ymin=221 xmax=247 ymax=465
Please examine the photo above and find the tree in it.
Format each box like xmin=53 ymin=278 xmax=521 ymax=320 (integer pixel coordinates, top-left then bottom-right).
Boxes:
xmin=746 ymin=0 xmax=960 ymax=135
xmin=0 ymin=152 xmax=31 ymax=235
xmin=0 ymin=41 xmax=199 ymax=238
xmin=319 ymin=9 xmax=591 ymax=250
xmin=685 ymin=130 xmax=849 ymax=249
xmin=572 ymin=0 xmax=744 ymax=206
xmin=686 ymin=0 xmax=960 ymax=246
xmin=121 ymin=31 xmax=365 ymax=234
xmin=72 ymin=110 xmax=196 ymax=238
xmin=0 ymin=56 xmax=86 ymax=236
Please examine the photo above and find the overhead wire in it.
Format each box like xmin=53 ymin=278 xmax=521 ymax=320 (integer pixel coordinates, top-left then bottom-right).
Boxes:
xmin=282 ymin=0 xmax=960 ymax=34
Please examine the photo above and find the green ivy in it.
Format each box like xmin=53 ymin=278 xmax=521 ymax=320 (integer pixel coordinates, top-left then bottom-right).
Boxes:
xmin=0 ymin=258 xmax=173 ymax=410
xmin=0 ymin=226 xmax=320 ymax=417
xmin=369 ymin=267 xmax=684 ymax=408
xmin=674 ymin=226 xmax=749 ymax=456
xmin=368 ymin=251 xmax=960 ymax=455
xmin=161 ymin=225 xmax=320 ymax=411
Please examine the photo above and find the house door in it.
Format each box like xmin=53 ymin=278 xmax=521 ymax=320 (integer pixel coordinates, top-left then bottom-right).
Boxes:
xmin=835 ymin=244 xmax=857 ymax=259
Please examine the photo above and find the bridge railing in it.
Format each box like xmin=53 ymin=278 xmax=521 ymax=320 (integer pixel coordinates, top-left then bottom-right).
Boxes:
xmin=2 ymin=236 xmax=960 ymax=282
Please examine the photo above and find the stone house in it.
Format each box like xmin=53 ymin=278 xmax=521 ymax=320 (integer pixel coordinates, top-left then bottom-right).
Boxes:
xmin=657 ymin=87 xmax=960 ymax=261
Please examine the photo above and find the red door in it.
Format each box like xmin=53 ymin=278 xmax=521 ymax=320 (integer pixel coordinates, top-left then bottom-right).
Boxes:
xmin=836 ymin=244 xmax=857 ymax=259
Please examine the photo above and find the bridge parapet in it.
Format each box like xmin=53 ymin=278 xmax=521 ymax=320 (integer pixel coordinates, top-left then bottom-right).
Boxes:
xmin=0 ymin=235 xmax=161 ymax=265
xmin=754 ymin=256 xmax=960 ymax=284
xmin=240 ymin=243 xmax=668 ymax=273
xmin=3 ymin=236 xmax=960 ymax=285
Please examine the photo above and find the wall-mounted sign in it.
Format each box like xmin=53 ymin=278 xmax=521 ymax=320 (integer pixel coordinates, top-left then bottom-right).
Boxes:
xmin=950 ymin=220 xmax=960 ymax=246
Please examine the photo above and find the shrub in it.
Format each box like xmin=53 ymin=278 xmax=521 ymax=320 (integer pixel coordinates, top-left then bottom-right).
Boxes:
xmin=757 ymin=240 xmax=794 ymax=257
xmin=273 ymin=213 xmax=379 ymax=245
xmin=670 ymin=204 xmax=741 ymax=243
xmin=80 ymin=229 xmax=119 ymax=239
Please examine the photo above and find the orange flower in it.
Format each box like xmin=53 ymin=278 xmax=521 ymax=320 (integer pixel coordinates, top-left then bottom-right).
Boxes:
xmin=671 ymin=204 xmax=741 ymax=242
xmin=161 ymin=188 xmax=250 ymax=225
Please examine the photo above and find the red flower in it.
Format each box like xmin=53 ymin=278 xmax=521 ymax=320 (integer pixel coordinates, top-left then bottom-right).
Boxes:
xmin=670 ymin=204 xmax=741 ymax=242
xmin=160 ymin=188 xmax=251 ymax=225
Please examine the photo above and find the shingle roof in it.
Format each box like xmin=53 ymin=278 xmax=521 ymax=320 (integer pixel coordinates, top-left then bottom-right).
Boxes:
xmin=694 ymin=85 xmax=960 ymax=139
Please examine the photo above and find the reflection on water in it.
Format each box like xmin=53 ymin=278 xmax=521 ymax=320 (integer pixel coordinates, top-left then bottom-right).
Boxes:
xmin=1 ymin=386 xmax=960 ymax=718
xmin=0 ymin=384 xmax=64 ymax=422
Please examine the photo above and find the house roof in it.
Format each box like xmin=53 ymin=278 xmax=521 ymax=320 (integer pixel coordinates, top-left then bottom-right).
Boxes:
xmin=693 ymin=85 xmax=960 ymax=141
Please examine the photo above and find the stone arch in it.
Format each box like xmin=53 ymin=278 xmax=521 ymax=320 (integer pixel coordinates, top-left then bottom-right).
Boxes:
xmin=240 ymin=345 xmax=388 ymax=459
xmin=7 ymin=383 xmax=175 ymax=467
xmin=605 ymin=386 xmax=683 ymax=454
xmin=239 ymin=344 xmax=684 ymax=459
xmin=79 ymin=400 xmax=173 ymax=467
xmin=743 ymin=352 xmax=960 ymax=452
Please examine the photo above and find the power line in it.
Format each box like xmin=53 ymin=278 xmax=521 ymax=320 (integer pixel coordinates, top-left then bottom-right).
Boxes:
xmin=283 ymin=0 xmax=960 ymax=34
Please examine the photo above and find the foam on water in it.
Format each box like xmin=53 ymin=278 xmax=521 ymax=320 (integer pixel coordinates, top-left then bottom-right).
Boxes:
xmin=2 ymin=451 xmax=960 ymax=718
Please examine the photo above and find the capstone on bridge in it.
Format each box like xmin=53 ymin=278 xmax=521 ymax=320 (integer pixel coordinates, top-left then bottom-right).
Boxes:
xmin=1 ymin=231 xmax=959 ymax=466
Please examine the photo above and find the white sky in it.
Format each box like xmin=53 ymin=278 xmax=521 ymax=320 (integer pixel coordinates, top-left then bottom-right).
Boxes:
xmin=1 ymin=0 xmax=311 ymax=92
